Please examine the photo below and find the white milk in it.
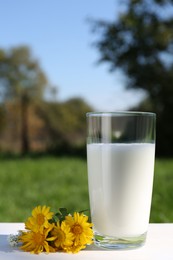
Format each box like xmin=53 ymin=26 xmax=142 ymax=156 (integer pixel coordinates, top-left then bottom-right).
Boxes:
xmin=87 ymin=143 xmax=155 ymax=237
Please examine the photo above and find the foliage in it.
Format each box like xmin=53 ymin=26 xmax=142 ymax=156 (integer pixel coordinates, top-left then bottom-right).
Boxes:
xmin=0 ymin=46 xmax=47 ymax=101
xmin=92 ymin=0 xmax=173 ymax=155
xmin=0 ymin=98 xmax=92 ymax=154
xmin=36 ymin=98 xmax=92 ymax=152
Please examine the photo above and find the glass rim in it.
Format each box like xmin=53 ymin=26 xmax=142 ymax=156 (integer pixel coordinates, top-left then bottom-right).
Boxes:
xmin=86 ymin=111 xmax=156 ymax=117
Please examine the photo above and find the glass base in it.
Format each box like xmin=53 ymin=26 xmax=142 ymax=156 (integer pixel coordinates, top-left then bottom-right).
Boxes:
xmin=94 ymin=232 xmax=147 ymax=250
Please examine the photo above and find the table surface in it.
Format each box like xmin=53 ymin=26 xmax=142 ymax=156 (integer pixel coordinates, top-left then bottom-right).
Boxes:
xmin=0 ymin=223 xmax=173 ymax=260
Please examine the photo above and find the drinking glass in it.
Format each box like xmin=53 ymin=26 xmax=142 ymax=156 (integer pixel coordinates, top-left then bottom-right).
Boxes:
xmin=86 ymin=112 xmax=156 ymax=249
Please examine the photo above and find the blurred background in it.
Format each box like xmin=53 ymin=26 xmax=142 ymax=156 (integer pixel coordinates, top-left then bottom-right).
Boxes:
xmin=0 ymin=0 xmax=173 ymax=222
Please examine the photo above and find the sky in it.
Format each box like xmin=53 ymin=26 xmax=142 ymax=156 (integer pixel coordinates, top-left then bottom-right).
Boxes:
xmin=0 ymin=0 xmax=144 ymax=111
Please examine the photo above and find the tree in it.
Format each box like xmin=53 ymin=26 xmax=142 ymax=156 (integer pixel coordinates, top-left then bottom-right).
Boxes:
xmin=92 ymin=0 xmax=173 ymax=155
xmin=0 ymin=46 xmax=48 ymax=154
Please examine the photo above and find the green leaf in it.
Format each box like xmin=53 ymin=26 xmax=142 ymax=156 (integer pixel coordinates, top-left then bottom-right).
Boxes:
xmin=79 ymin=209 xmax=89 ymax=214
xmin=54 ymin=208 xmax=69 ymax=224
xmin=55 ymin=212 xmax=62 ymax=219
xmin=59 ymin=208 xmax=68 ymax=216
xmin=49 ymin=216 xmax=56 ymax=224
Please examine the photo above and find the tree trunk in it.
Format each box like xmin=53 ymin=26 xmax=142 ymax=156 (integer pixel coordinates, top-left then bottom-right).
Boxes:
xmin=21 ymin=96 xmax=29 ymax=154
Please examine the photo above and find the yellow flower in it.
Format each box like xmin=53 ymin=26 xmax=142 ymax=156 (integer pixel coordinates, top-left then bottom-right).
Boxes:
xmin=63 ymin=243 xmax=86 ymax=254
xmin=64 ymin=212 xmax=93 ymax=250
xmin=51 ymin=221 xmax=74 ymax=250
xmin=25 ymin=205 xmax=54 ymax=232
xmin=16 ymin=206 xmax=94 ymax=254
xmin=19 ymin=225 xmax=55 ymax=254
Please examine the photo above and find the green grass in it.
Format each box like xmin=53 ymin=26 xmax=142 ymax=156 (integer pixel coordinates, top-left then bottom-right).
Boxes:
xmin=150 ymin=159 xmax=173 ymax=222
xmin=0 ymin=157 xmax=89 ymax=222
xmin=0 ymin=156 xmax=173 ymax=223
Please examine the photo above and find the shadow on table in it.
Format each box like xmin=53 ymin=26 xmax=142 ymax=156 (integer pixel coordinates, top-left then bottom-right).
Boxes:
xmin=0 ymin=235 xmax=20 ymax=253
xmin=0 ymin=234 xmax=108 ymax=253
xmin=85 ymin=244 xmax=108 ymax=251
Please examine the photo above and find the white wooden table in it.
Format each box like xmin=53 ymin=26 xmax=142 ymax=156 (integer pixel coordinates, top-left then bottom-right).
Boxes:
xmin=0 ymin=223 xmax=173 ymax=260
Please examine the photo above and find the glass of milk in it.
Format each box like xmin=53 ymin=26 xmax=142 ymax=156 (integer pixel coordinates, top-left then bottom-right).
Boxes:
xmin=86 ymin=112 xmax=156 ymax=249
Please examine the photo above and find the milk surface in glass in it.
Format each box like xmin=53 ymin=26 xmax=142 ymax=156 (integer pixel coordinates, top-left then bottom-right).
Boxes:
xmin=87 ymin=143 xmax=155 ymax=238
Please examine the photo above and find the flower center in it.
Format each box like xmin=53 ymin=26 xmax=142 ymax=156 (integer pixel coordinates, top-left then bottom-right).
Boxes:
xmin=72 ymin=224 xmax=83 ymax=235
xmin=36 ymin=213 xmax=45 ymax=225
xmin=33 ymin=232 xmax=45 ymax=245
